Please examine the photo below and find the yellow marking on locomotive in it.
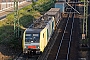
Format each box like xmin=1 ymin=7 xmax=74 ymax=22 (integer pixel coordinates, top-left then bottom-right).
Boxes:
xmin=40 ymin=27 xmax=47 ymax=52
xmin=22 ymin=31 xmax=25 ymax=51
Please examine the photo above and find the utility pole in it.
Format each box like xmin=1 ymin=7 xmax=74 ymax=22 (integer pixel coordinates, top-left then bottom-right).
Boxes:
xmin=14 ymin=0 xmax=20 ymax=38
xmin=82 ymin=0 xmax=88 ymax=46
xmin=83 ymin=0 xmax=88 ymax=36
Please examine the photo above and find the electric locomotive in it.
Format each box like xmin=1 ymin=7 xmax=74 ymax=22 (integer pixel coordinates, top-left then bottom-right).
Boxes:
xmin=22 ymin=8 xmax=60 ymax=54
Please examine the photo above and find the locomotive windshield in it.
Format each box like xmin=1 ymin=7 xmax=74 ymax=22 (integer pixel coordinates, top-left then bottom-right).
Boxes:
xmin=25 ymin=33 xmax=40 ymax=43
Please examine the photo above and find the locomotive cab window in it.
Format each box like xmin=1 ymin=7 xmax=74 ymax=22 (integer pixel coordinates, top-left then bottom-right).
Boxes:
xmin=25 ymin=33 xmax=40 ymax=43
xmin=33 ymin=34 xmax=40 ymax=42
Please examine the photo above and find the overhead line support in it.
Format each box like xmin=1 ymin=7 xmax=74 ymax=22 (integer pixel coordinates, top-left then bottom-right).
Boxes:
xmin=14 ymin=0 xmax=19 ymax=38
xmin=83 ymin=0 xmax=88 ymax=37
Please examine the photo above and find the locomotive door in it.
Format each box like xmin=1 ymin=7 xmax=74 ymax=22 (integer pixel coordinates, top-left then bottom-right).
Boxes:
xmin=40 ymin=30 xmax=47 ymax=52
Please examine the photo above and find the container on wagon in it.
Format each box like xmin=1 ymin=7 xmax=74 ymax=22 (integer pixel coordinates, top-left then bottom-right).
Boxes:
xmin=44 ymin=8 xmax=60 ymax=29
xmin=55 ymin=2 xmax=66 ymax=13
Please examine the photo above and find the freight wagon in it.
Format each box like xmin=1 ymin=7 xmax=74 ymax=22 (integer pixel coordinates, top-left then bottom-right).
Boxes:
xmin=45 ymin=8 xmax=61 ymax=29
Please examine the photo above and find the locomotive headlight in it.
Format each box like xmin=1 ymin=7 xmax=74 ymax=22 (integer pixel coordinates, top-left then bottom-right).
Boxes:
xmin=31 ymin=41 xmax=33 ymax=42
xmin=38 ymin=46 xmax=40 ymax=48
xmin=36 ymin=45 xmax=40 ymax=48
xmin=24 ymin=46 xmax=27 ymax=48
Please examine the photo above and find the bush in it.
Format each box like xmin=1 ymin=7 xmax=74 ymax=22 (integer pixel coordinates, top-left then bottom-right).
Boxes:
xmin=6 ymin=13 xmax=14 ymax=21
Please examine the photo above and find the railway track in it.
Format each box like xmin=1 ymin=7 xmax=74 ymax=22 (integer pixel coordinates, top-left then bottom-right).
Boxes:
xmin=55 ymin=13 xmax=75 ymax=60
xmin=37 ymin=9 xmax=80 ymax=60
xmin=46 ymin=13 xmax=76 ymax=60
xmin=48 ymin=12 xmax=80 ymax=60
xmin=47 ymin=5 xmax=79 ymax=60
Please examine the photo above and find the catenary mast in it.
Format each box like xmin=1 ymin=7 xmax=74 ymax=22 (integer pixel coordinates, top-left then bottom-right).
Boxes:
xmin=83 ymin=0 xmax=88 ymax=37
xmin=14 ymin=0 xmax=19 ymax=38
xmin=82 ymin=0 xmax=88 ymax=39
xmin=82 ymin=0 xmax=88 ymax=46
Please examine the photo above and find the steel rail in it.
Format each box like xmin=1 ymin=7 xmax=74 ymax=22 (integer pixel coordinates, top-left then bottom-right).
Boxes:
xmin=55 ymin=9 xmax=73 ymax=60
xmin=66 ymin=13 xmax=75 ymax=60
xmin=66 ymin=4 xmax=76 ymax=60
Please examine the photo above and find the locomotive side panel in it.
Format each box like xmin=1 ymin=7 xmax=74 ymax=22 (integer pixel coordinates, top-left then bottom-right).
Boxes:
xmin=22 ymin=31 xmax=26 ymax=53
xmin=39 ymin=18 xmax=55 ymax=52
xmin=47 ymin=18 xmax=55 ymax=42
xmin=40 ymin=27 xmax=47 ymax=52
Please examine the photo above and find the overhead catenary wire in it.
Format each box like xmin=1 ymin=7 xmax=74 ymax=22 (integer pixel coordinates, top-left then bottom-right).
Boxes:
xmin=66 ymin=2 xmax=80 ymax=14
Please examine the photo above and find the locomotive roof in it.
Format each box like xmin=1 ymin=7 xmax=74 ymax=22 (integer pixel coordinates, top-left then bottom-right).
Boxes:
xmin=29 ymin=16 xmax=52 ymax=29
xmin=27 ymin=8 xmax=60 ymax=30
